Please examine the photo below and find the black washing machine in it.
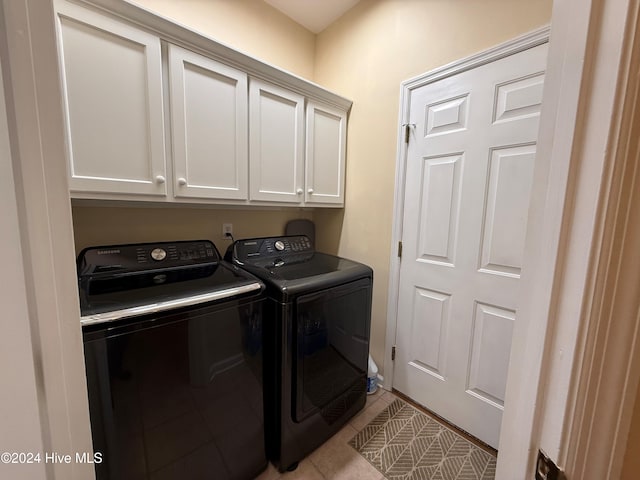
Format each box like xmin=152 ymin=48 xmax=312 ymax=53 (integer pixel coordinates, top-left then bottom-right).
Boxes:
xmin=226 ymin=235 xmax=373 ymax=472
xmin=78 ymin=240 xmax=267 ymax=480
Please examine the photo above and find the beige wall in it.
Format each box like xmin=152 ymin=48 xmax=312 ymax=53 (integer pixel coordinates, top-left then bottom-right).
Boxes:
xmin=72 ymin=205 xmax=312 ymax=254
xmin=314 ymin=0 xmax=553 ymax=369
xmin=132 ymin=0 xmax=316 ymax=79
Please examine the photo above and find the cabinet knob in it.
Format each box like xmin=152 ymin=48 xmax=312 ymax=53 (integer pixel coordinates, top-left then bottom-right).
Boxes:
xmin=177 ymin=177 xmax=187 ymax=186
xmin=308 ymin=188 xmax=314 ymax=194
xmin=296 ymin=188 xmax=303 ymax=195
xmin=155 ymin=175 xmax=166 ymax=184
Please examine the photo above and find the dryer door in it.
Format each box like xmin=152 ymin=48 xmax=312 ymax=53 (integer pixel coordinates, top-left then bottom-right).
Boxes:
xmin=293 ymin=278 xmax=372 ymax=423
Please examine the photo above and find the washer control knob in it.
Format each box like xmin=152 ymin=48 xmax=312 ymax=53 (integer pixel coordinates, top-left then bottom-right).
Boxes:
xmin=177 ymin=177 xmax=187 ymax=186
xmin=150 ymin=248 xmax=167 ymax=261
xmin=274 ymin=240 xmax=285 ymax=251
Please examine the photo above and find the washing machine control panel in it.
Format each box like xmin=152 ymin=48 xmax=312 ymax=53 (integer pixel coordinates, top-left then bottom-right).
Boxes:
xmin=233 ymin=235 xmax=313 ymax=263
xmin=78 ymin=240 xmax=219 ymax=275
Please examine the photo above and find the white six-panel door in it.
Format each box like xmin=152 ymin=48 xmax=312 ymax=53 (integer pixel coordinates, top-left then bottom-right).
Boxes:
xmin=393 ymin=43 xmax=547 ymax=448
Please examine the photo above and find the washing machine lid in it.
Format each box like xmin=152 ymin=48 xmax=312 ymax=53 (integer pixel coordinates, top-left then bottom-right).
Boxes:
xmin=256 ymin=252 xmax=365 ymax=280
xmin=77 ymin=240 xmax=263 ymax=325
xmin=227 ymin=236 xmax=373 ymax=298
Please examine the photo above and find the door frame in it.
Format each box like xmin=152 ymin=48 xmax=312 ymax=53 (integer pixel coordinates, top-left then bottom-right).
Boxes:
xmin=386 ymin=0 xmax=640 ymax=477
xmin=1 ymin=0 xmax=95 ymax=479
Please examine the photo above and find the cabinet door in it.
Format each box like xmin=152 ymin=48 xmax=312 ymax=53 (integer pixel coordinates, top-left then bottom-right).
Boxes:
xmin=249 ymin=79 xmax=304 ymax=203
xmin=305 ymin=102 xmax=347 ymax=206
xmin=56 ymin=3 xmax=166 ymax=197
xmin=169 ymin=45 xmax=248 ymax=200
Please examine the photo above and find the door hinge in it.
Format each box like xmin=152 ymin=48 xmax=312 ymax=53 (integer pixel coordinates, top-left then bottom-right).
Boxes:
xmin=391 ymin=345 xmax=396 ymax=361
xmin=402 ymin=123 xmax=414 ymax=143
xmin=397 ymin=241 xmax=403 ymax=258
xmin=535 ymin=449 xmax=567 ymax=480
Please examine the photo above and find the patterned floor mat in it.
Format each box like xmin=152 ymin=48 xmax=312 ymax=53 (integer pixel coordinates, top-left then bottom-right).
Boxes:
xmin=348 ymin=399 xmax=496 ymax=480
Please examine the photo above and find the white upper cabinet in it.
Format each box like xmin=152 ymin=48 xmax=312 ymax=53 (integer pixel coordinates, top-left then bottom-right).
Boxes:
xmin=305 ymin=102 xmax=347 ymax=205
xmin=168 ymin=45 xmax=248 ymax=200
xmin=249 ymin=79 xmax=305 ymax=203
xmin=55 ymin=1 xmax=351 ymax=207
xmin=56 ymin=3 xmax=167 ymax=197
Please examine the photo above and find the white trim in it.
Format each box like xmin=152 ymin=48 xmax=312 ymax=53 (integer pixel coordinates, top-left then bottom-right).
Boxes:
xmin=402 ymin=26 xmax=550 ymax=91
xmin=495 ymin=0 xmax=598 ymax=474
xmin=383 ymin=25 xmax=550 ymax=393
xmin=1 ymin=0 xmax=94 ymax=478
xmin=497 ymin=0 xmax=640 ymax=476
xmin=527 ymin=0 xmax=640 ymax=478
xmin=0 ymin=14 xmax=47 ymax=480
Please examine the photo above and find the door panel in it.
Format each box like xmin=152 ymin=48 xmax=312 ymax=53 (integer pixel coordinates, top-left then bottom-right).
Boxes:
xmin=305 ymin=102 xmax=346 ymax=205
xmin=493 ymin=73 xmax=544 ymax=123
xmin=249 ymin=79 xmax=304 ymax=203
xmin=480 ymin=145 xmax=536 ymax=276
xmin=409 ymin=287 xmax=450 ymax=380
xmin=426 ymin=94 xmax=469 ymax=136
xmin=169 ymin=45 xmax=248 ymax=200
xmin=394 ymin=43 xmax=548 ymax=448
xmin=467 ymin=302 xmax=515 ymax=408
xmin=56 ymin=4 xmax=166 ymax=196
xmin=417 ymin=153 xmax=463 ymax=266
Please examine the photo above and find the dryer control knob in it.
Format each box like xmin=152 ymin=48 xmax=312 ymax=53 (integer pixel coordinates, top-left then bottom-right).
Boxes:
xmin=274 ymin=240 xmax=285 ymax=251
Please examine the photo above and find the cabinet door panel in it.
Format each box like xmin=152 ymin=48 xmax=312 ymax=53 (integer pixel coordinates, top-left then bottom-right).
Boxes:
xmin=56 ymin=4 xmax=166 ymax=196
xmin=305 ymin=102 xmax=346 ymax=205
xmin=169 ymin=45 xmax=248 ymax=200
xmin=249 ymin=79 xmax=304 ymax=203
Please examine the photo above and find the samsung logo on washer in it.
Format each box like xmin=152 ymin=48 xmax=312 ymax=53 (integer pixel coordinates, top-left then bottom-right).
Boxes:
xmin=96 ymin=249 xmax=120 ymax=255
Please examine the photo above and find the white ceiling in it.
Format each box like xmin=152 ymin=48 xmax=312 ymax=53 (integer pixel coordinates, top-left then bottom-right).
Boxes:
xmin=263 ymin=0 xmax=361 ymax=34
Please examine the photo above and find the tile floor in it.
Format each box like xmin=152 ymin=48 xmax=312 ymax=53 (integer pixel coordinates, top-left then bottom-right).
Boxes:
xmin=255 ymin=388 xmax=399 ymax=480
